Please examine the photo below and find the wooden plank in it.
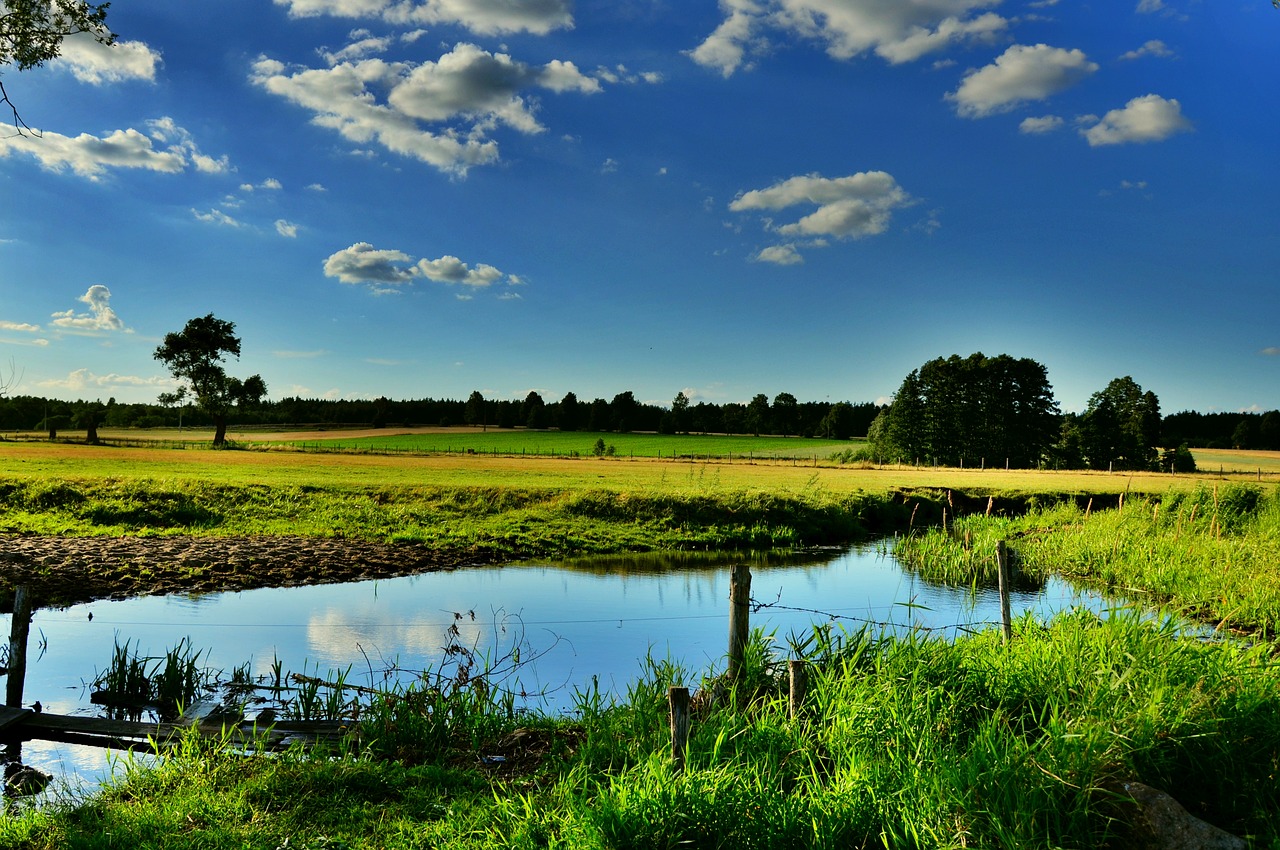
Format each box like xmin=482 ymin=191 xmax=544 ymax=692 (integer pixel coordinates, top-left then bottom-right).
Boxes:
xmin=0 ymin=709 xmax=351 ymax=752
xmin=0 ymin=706 xmax=32 ymax=732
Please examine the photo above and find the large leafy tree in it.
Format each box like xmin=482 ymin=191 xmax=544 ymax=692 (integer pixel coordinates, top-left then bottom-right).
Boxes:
xmin=1 ymin=1 xmax=114 ymax=130
xmin=153 ymin=314 xmax=267 ymax=446
xmin=871 ymin=352 xmax=1060 ymax=468
xmin=1078 ymin=376 xmax=1161 ymax=471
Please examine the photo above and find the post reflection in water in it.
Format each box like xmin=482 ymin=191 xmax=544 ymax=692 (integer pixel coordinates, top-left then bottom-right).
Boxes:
xmin=4 ymin=542 xmax=1111 ymax=794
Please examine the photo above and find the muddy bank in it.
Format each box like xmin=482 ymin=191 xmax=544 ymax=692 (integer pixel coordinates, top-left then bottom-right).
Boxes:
xmin=0 ymin=534 xmax=498 ymax=608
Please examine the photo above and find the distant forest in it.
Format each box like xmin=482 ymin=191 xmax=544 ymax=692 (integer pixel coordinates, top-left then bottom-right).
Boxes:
xmin=0 ymin=391 xmax=883 ymax=441
xmin=1 ymin=387 xmax=1277 ymax=453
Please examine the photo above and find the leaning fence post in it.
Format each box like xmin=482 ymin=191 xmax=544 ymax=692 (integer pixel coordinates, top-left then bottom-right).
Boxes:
xmin=669 ymin=686 xmax=690 ymax=772
xmin=788 ymin=659 xmax=807 ymax=720
xmin=6 ymin=585 xmax=34 ymax=708
xmin=995 ymin=541 xmax=1012 ymax=645
xmin=727 ymin=565 xmax=752 ymax=681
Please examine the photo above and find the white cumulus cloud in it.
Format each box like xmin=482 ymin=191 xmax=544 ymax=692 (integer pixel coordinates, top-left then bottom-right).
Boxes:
xmin=1081 ymin=94 xmax=1192 ymax=146
xmin=948 ymin=44 xmax=1098 ymax=118
xmin=323 ymin=242 xmax=518 ymax=293
xmin=753 ymin=244 xmax=804 ymax=265
xmin=1019 ymin=115 xmax=1064 ymax=134
xmin=730 ymin=171 xmax=912 ymax=240
xmin=50 ymin=285 xmax=128 ymax=332
xmin=276 ymin=220 xmax=300 ymax=238
xmin=56 ymin=32 xmax=162 ymax=83
xmin=251 ymin=44 xmax=598 ymax=176
xmin=274 ymin=0 xmax=573 ymax=35
xmin=1119 ymin=39 xmax=1174 ymax=61
xmin=690 ymin=0 xmax=1007 ymax=77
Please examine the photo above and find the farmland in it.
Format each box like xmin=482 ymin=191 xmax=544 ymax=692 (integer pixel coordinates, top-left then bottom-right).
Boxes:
xmin=3 ymin=435 xmax=1280 ymax=847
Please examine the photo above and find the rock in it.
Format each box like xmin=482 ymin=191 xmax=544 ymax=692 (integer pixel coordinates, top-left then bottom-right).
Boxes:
xmin=1110 ymin=781 xmax=1246 ymax=850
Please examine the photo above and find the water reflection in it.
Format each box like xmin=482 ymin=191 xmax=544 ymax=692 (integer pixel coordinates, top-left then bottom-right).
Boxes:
xmin=4 ymin=542 xmax=1114 ymax=795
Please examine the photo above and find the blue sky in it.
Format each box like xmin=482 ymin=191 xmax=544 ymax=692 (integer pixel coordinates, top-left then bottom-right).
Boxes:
xmin=0 ymin=0 xmax=1276 ymax=416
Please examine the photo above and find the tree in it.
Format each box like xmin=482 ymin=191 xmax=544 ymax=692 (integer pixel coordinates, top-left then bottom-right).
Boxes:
xmin=818 ymin=401 xmax=856 ymax=440
xmin=1 ymin=1 xmax=114 ymax=131
xmin=464 ymin=390 xmax=487 ymax=429
xmin=610 ymin=390 xmax=638 ymax=432
xmin=0 ymin=357 xmax=19 ymax=397
xmin=556 ymin=391 xmax=579 ymax=431
xmin=522 ymin=390 xmax=546 ymax=429
xmin=1078 ymin=376 xmax=1161 ymax=471
xmin=745 ymin=393 xmax=770 ymax=436
xmin=772 ymin=392 xmax=798 ymax=436
xmin=153 ymin=314 xmax=267 ymax=446
xmin=671 ymin=391 xmax=690 ymax=434
xmin=870 ymin=353 xmax=1060 ymax=467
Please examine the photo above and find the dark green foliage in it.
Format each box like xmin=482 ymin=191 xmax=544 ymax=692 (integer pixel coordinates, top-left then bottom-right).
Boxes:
xmin=871 ymin=352 xmax=1060 ymax=468
xmin=153 ymin=314 xmax=268 ymax=446
xmin=1077 ymin=376 xmax=1161 ymax=471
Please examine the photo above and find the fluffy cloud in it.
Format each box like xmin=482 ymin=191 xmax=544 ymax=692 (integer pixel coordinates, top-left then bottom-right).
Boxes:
xmin=417 ymin=256 xmax=505 ymax=286
xmin=274 ymin=0 xmax=573 ymax=35
xmin=949 ymin=44 xmax=1098 ymax=118
xmin=0 ymin=116 xmax=231 ymax=181
xmin=50 ymin=286 xmax=128 ymax=332
xmin=0 ymin=127 xmax=183 ymax=179
xmin=251 ymin=44 xmax=599 ymax=175
xmin=753 ymin=244 xmax=804 ymax=265
xmin=56 ymin=32 xmax=162 ymax=83
xmin=1119 ymin=39 xmax=1174 ymax=61
xmin=192 ymin=208 xmax=244 ymax=227
xmin=0 ymin=320 xmax=42 ymax=332
xmin=1019 ymin=115 xmax=1064 ymax=134
xmin=276 ymin=219 xmax=300 ymax=238
xmin=323 ymin=242 xmax=517 ymax=293
xmin=1080 ymin=94 xmax=1192 ymax=146
xmin=730 ymin=171 xmax=912 ymax=240
xmin=324 ymin=242 xmax=419 ymax=286
xmin=37 ymin=368 xmax=176 ymax=392
xmin=690 ymin=0 xmax=1007 ymax=77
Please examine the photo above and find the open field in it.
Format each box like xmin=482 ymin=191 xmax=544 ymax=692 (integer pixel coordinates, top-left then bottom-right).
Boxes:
xmin=0 ymin=438 xmax=1265 ymax=496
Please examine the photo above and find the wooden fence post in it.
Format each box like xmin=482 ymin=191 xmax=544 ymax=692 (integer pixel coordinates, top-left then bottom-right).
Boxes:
xmin=788 ymin=659 xmax=807 ymax=720
xmin=669 ymin=686 xmax=690 ymax=772
xmin=727 ymin=565 xmax=751 ymax=681
xmin=995 ymin=542 xmax=1012 ymax=645
xmin=6 ymin=585 xmax=34 ymax=708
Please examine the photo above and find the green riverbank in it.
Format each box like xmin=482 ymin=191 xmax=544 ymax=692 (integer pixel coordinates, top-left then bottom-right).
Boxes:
xmin=3 ymin=484 xmax=1280 ymax=847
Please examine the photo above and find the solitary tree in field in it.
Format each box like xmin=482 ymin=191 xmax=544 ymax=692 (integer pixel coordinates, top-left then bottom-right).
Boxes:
xmin=154 ymin=314 xmax=267 ymax=447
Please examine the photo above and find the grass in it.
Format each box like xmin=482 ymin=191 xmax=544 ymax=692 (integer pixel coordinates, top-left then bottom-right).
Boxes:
xmin=275 ymin=430 xmax=861 ymax=460
xmin=5 ymin=611 xmax=1280 ymax=848
xmin=897 ymin=483 xmax=1280 ymax=638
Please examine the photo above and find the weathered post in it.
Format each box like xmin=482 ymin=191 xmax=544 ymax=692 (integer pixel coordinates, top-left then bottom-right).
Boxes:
xmin=727 ymin=565 xmax=752 ymax=681
xmin=995 ymin=542 xmax=1012 ymax=645
xmin=788 ymin=659 xmax=807 ymax=720
xmin=668 ymin=686 xmax=690 ymax=772
xmin=6 ymin=585 xmax=34 ymax=708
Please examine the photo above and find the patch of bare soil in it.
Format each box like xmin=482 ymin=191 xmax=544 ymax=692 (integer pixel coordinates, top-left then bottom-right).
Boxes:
xmin=0 ymin=534 xmax=498 ymax=608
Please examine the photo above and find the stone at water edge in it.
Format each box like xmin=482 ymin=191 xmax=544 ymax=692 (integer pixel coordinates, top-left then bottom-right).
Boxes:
xmin=1110 ymin=781 xmax=1246 ymax=850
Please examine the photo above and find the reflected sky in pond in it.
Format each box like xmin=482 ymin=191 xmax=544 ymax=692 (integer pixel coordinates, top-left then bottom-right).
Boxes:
xmin=5 ymin=541 xmax=1120 ymax=796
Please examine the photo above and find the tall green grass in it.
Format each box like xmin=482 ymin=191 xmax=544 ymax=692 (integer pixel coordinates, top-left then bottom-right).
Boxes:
xmin=0 ymin=477 xmax=907 ymax=553
xmin=897 ymin=484 xmax=1280 ymax=636
xmin=8 ymin=611 xmax=1280 ymax=848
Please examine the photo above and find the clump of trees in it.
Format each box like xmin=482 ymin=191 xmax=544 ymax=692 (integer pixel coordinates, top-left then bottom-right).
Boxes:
xmin=868 ymin=353 xmax=1194 ymax=472
xmin=868 ymin=353 xmax=1060 ymax=468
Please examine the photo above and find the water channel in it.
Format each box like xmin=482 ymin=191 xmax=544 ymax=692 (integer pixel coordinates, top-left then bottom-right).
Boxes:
xmin=4 ymin=540 xmax=1121 ymax=798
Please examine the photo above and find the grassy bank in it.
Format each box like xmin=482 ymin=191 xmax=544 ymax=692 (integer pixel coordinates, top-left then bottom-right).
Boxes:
xmin=4 ymin=611 xmax=1279 ymax=848
xmin=898 ymin=483 xmax=1280 ymax=637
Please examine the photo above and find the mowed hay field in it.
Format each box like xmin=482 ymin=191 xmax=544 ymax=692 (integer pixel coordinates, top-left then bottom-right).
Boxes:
xmin=2 ymin=434 xmax=1274 ymax=497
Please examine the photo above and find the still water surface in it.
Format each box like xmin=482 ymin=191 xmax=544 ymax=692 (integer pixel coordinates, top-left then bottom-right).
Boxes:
xmin=7 ymin=542 xmax=1116 ymax=795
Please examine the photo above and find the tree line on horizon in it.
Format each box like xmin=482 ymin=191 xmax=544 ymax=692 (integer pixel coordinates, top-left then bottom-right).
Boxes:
xmin=2 ymin=318 xmax=1275 ymax=458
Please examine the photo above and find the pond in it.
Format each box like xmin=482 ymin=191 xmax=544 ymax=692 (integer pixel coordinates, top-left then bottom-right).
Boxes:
xmin=4 ymin=540 xmax=1118 ymax=797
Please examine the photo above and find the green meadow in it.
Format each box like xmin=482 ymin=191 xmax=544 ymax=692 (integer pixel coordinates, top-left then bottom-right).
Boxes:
xmin=4 ymin=438 xmax=1280 ymax=847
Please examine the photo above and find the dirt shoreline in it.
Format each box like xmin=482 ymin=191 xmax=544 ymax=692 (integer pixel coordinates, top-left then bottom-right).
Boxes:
xmin=0 ymin=534 xmax=499 ymax=608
